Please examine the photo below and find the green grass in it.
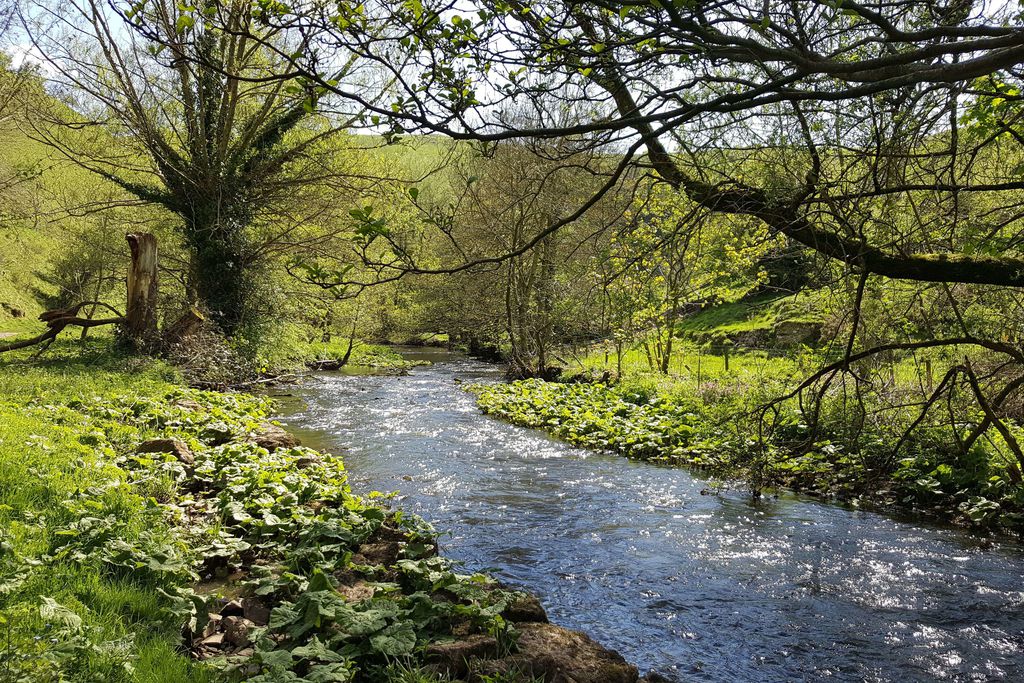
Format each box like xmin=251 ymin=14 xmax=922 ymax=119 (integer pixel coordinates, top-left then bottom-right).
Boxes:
xmin=0 ymin=340 xmax=210 ymax=682
xmin=677 ymin=297 xmax=777 ymax=335
xmin=0 ymin=119 xmax=128 ymax=335
xmin=675 ymin=290 xmax=826 ymax=341
xmin=574 ymin=340 xmax=806 ymax=387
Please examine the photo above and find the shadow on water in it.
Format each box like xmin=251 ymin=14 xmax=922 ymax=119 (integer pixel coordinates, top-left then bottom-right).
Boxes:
xmin=277 ymin=348 xmax=1024 ymax=682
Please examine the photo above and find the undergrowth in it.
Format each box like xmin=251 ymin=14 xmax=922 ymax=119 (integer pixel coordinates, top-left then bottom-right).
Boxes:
xmin=0 ymin=343 xmax=531 ymax=682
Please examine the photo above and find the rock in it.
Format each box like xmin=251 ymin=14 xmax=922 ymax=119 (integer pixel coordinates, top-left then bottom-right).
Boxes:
xmin=353 ymin=541 xmax=401 ymax=566
xmin=426 ymin=634 xmax=499 ymax=676
xmin=220 ymin=599 xmax=244 ymax=617
xmin=222 ymin=616 xmax=256 ymax=647
xmin=772 ymin=320 xmax=822 ymax=346
xmin=640 ymin=673 xmax=677 ymax=683
xmin=248 ymin=423 xmax=300 ymax=451
xmin=241 ymin=597 xmax=270 ymax=626
xmin=137 ymin=438 xmax=194 ymax=466
xmin=372 ymin=523 xmax=409 ymax=543
xmin=502 ymin=593 xmax=548 ymax=623
xmin=482 ymin=623 xmax=638 ymax=683
xmin=200 ymin=632 xmax=225 ymax=648
xmin=295 ymin=455 xmax=320 ymax=469
xmin=202 ymin=612 xmax=223 ymax=638
xmin=307 ymin=359 xmax=344 ymax=371
xmin=1 ymin=303 xmax=24 ymax=318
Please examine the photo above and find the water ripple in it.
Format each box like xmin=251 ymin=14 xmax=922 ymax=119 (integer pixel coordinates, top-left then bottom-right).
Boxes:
xmin=280 ymin=349 xmax=1024 ymax=682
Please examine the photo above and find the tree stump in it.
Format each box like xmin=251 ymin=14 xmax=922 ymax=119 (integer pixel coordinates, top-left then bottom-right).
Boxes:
xmin=164 ymin=307 xmax=205 ymax=346
xmin=125 ymin=233 xmax=158 ymax=347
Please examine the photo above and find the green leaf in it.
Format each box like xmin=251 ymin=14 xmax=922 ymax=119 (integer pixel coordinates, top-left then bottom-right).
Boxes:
xmin=258 ymin=648 xmax=295 ymax=671
xmin=269 ymin=603 xmax=300 ymax=629
xmin=369 ymin=621 xmax=416 ymax=656
xmin=307 ymin=568 xmax=333 ymax=593
xmin=306 ymin=663 xmax=355 ymax=682
xmin=39 ymin=597 xmax=82 ymax=630
xmin=335 ymin=607 xmax=390 ymax=636
xmin=292 ymin=635 xmax=346 ymax=662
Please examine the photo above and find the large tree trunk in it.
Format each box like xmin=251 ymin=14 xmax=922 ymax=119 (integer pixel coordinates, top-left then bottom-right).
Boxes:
xmin=125 ymin=232 xmax=159 ymax=348
xmin=187 ymin=223 xmax=251 ymax=336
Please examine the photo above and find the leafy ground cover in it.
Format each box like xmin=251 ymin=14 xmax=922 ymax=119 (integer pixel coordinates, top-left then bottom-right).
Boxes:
xmin=0 ymin=343 xmax=553 ymax=682
xmin=470 ymin=376 xmax=1024 ymax=534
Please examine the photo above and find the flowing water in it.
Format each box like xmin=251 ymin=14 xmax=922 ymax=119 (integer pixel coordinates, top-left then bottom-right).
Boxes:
xmin=277 ymin=348 xmax=1024 ymax=682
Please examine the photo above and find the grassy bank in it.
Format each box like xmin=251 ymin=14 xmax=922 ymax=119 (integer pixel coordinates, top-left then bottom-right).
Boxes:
xmin=301 ymin=341 xmax=430 ymax=373
xmin=0 ymin=342 xmax=572 ymax=682
xmin=0 ymin=342 xmax=209 ymax=682
xmin=470 ymin=370 xmax=1024 ymax=534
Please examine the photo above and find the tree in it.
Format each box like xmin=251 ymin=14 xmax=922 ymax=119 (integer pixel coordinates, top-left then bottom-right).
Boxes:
xmin=215 ymin=0 xmax=1024 ymax=455
xmin=228 ymin=1 xmax=1024 ymax=283
xmin=25 ymin=0 xmax=373 ymax=334
xmin=444 ymin=142 xmax=616 ymax=376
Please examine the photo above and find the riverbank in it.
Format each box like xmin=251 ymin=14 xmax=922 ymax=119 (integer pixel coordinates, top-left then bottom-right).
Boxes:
xmin=470 ymin=377 xmax=1024 ymax=535
xmin=279 ymin=350 xmax=1024 ymax=680
xmin=301 ymin=341 xmax=432 ymax=374
xmin=0 ymin=343 xmax=650 ymax=682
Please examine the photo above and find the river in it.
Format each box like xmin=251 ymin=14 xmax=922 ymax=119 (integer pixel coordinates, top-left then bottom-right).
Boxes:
xmin=277 ymin=348 xmax=1024 ymax=682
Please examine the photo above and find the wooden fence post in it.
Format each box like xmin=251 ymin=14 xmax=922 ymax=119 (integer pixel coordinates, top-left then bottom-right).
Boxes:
xmin=125 ymin=233 xmax=158 ymax=346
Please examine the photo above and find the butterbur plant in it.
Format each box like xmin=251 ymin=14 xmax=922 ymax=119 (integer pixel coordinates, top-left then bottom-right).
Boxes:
xmin=3 ymin=378 xmax=534 ymax=682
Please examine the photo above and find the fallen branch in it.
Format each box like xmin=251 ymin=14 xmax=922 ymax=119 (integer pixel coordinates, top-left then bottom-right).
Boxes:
xmin=0 ymin=310 xmax=125 ymax=354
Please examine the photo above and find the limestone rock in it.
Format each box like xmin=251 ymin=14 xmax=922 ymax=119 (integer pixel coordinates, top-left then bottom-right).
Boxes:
xmin=295 ymin=455 xmax=320 ymax=469
xmin=481 ymin=623 xmax=638 ymax=683
xmin=772 ymin=320 xmax=822 ymax=346
xmin=248 ymin=423 xmax=300 ymax=451
xmin=503 ymin=592 xmax=548 ymax=623
xmin=307 ymin=359 xmax=344 ymax=371
xmin=241 ymin=597 xmax=270 ymax=626
xmin=220 ymin=599 xmax=244 ymax=617
xmin=639 ymin=673 xmax=677 ymax=682
xmin=352 ymin=541 xmax=401 ymax=566
xmin=222 ymin=616 xmax=256 ymax=647
xmin=200 ymin=632 xmax=224 ymax=648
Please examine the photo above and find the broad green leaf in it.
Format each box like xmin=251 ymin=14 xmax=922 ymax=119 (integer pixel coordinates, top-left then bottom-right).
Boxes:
xmin=369 ymin=621 xmax=416 ymax=656
xmin=39 ymin=597 xmax=82 ymax=630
